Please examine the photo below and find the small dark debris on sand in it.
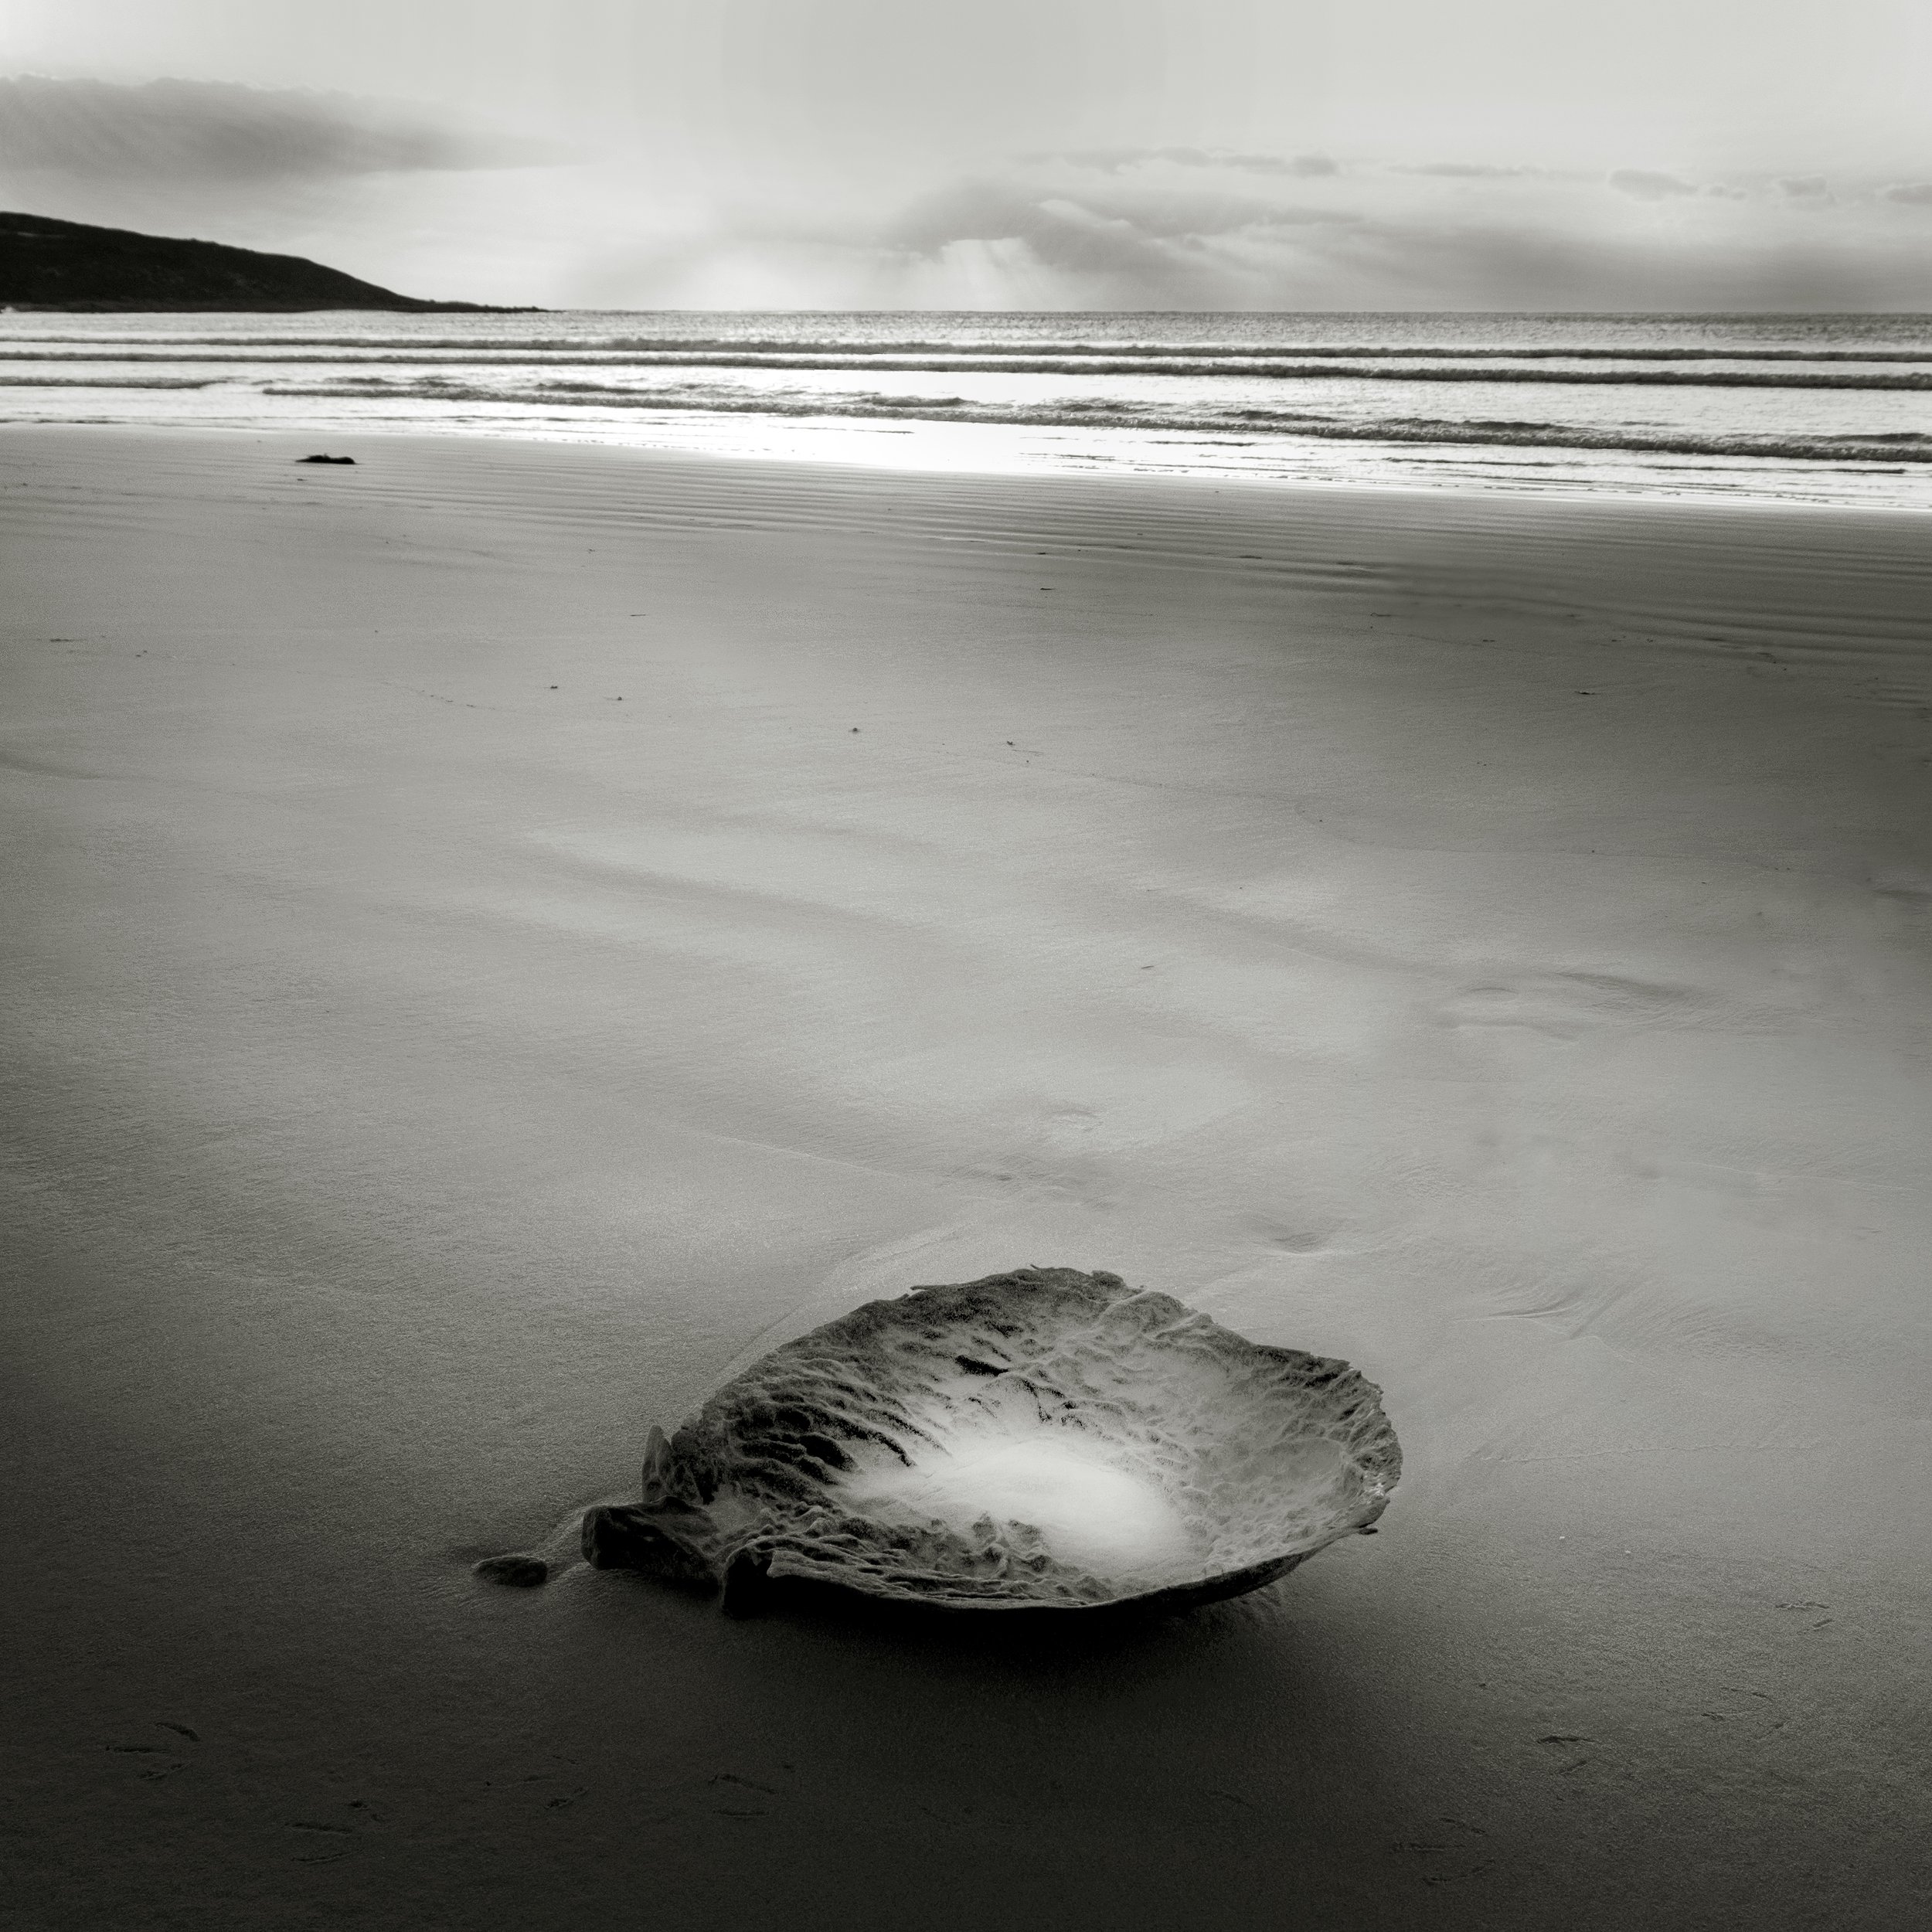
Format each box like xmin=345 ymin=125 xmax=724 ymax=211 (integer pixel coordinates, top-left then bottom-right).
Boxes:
xmin=297 ymin=454 xmax=356 ymax=465
xmin=474 ymin=1554 xmax=548 ymax=1588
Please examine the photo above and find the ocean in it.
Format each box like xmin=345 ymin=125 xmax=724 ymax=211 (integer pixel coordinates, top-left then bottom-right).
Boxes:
xmin=4 ymin=308 xmax=1930 ymax=509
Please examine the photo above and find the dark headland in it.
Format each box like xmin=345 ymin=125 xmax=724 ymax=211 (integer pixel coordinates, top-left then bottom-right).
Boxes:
xmin=0 ymin=209 xmax=533 ymax=311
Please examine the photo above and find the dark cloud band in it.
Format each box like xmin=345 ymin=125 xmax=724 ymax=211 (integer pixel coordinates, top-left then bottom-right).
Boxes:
xmin=0 ymin=75 xmax=568 ymax=183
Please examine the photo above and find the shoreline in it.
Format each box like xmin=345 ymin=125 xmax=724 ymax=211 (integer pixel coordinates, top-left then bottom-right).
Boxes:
xmin=8 ymin=408 xmax=1932 ymax=515
xmin=17 ymin=410 xmax=1932 ymax=513
xmin=5 ymin=425 xmax=1930 ymax=1927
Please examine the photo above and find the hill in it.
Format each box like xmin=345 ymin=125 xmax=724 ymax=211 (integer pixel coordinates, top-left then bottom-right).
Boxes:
xmin=0 ymin=210 xmax=527 ymax=311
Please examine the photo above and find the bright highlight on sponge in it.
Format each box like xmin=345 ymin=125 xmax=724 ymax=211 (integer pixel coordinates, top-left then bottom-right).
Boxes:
xmin=580 ymin=1266 xmax=1400 ymax=1615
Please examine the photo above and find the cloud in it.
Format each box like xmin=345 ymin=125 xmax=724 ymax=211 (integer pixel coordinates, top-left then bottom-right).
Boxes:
xmin=775 ymin=166 xmax=1369 ymax=306
xmin=1238 ymin=152 xmax=1341 ymax=178
xmin=882 ymin=175 xmax=1345 ymax=257
xmin=18 ymin=83 xmax=1913 ymax=314
xmin=883 ymin=182 xmax=1176 ymax=281
xmin=1607 ymin=168 xmax=1698 ymax=200
xmin=1022 ymin=146 xmax=1339 ymax=179
xmin=580 ymin=159 xmax=1359 ymax=310
xmin=1400 ymin=162 xmax=1531 ymax=179
xmin=1775 ymin=174 xmax=1831 ymax=198
xmin=593 ymin=144 xmax=1932 ymax=313
xmin=0 ymin=75 xmax=568 ymax=184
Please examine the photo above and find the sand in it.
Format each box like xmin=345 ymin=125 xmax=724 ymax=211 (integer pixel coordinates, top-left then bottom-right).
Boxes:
xmin=3 ymin=426 xmax=1929 ymax=1929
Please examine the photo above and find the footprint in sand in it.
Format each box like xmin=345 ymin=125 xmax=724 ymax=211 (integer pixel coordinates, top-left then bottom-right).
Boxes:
xmin=1259 ymin=1226 xmax=1332 ymax=1254
xmin=1436 ymin=971 xmax=1696 ymax=1040
xmin=1872 ymin=871 xmax=1932 ymax=919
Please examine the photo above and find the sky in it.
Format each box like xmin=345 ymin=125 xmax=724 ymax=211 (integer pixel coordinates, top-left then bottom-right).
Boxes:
xmin=4 ymin=0 xmax=1931 ymax=310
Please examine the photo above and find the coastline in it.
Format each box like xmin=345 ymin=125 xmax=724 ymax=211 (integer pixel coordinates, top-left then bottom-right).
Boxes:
xmin=4 ymin=425 xmax=1930 ymax=1927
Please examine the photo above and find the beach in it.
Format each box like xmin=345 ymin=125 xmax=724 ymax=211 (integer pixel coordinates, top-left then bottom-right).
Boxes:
xmin=4 ymin=425 xmax=1930 ymax=1927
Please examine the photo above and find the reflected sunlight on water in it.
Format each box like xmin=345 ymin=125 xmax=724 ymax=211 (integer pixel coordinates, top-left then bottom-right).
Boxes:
xmin=5 ymin=308 xmax=1931 ymax=508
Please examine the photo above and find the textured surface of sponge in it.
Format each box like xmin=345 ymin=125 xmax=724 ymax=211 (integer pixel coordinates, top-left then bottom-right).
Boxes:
xmin=585 ymin=1266 xmax=1400 ymax=1612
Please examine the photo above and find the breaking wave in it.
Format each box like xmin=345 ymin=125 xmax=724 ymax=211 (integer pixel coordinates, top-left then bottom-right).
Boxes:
xmin=7 ymin=346 xmax=1932 ymax=389
xmin=7 ymin=308 xmax=1930 ymax=506
xmin=0 ymin=374 xmax=217 ymax=388
xmin=259 ymin=376 xmax=1932 ymax=465
xmin=11 ymin=331 xmax=1932 ymax=365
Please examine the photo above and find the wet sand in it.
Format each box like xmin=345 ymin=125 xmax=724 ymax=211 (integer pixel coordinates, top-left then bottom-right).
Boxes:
xmin=4 ymin=427 xmax=1930 ymax=1928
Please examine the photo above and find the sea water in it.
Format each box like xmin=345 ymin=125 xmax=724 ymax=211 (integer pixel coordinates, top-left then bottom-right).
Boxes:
xmin=4 ymin=308 xmax=1930 ymax=509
